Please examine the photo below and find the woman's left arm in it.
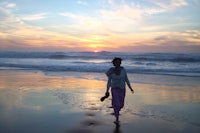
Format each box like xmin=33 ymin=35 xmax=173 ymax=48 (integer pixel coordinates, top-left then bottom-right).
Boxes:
xmin=124 ymin=69 xmax=134 ymax=93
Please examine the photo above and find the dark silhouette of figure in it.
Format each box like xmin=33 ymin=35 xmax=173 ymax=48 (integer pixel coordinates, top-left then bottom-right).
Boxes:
xmin=103 ymin=57 xmax=134 ymax=124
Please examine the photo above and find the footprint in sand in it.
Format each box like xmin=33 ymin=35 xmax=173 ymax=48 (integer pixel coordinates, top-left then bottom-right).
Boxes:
xmin=81 ymin=119 xmax=103 ymax=127
xmin=85 ymin=111 xmax=96 ymax=117
xmin=68 ymin=102 xmax=104 ymax=133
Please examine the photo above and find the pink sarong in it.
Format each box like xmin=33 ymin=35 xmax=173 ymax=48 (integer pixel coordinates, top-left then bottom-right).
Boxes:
xmin=111 ymin=87 xmax=126 ymax=118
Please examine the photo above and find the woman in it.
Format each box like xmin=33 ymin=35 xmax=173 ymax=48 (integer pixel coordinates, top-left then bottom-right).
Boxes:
xmin=105 ymin=57 xmax=134 ymax=124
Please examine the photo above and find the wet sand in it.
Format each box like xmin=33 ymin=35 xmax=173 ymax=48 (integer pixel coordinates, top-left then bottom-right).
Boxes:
xmin=0 ymin=70 xmax=200 ymax=133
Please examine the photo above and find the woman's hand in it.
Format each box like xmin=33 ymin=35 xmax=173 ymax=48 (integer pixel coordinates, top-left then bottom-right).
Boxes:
xmin=100 ymin=91 xmax=110 ymax=102
xmin=130 ymin=88 xmax=134 ymax=94
xmin=105 ymin=92 xmax=109 ymax=97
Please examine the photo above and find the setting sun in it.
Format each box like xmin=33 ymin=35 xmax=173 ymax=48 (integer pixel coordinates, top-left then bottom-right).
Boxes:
xmin=94 ymin=50 xmax=99 ymax=53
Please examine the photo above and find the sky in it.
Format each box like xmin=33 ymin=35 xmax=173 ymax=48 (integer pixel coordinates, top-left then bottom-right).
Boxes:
xmin=0 ymin=0 xmax=200 ymax=53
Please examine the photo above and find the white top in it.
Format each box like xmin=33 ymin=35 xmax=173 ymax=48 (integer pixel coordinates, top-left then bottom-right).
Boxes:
xmin=106 ymin=67 xmax=132 ymax=92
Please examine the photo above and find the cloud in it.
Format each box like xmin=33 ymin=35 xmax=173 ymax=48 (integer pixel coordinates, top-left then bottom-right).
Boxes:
xmin=60 ymin=1 xmax=147 ymax=34
xmin=60 ymin=12 xmax=81 ymax=20
xmin=117 ymin=30 xmax=200 ymax=53
xmin=0 ymin=2 xmax=16 ymax=8
xmin=0 ymin=6 xmax=24 ymax=33
xmin=59 ymin=0 xmax=194 ymax=36
xmin=153 ymin=30 xmax=200 ymax=44
xmin=6 ymin=3 xmax=16 ymax=8
xmin=150 ymin=0 xmax=188 ymax=11
xmin=21 ymin=13 xmax=48 ymax=21
xmin=59 ymin=12 xmax=104 ymax=34
xmin=119 ymin=44 xmax=200 ymax=53
xmin=97 ymin=0 xmax=193 ymax=32
xmin=0 ymin=6 xmax=86 ymax=51
xmin=77 ymin=0 xmax=87 ymax=6
xmin=99 ymin=1 xmax=143 ymax=21
xmin=96 ymin=0 xmax=169 ymax=33
xmin=109 ymin=29 xmax=200 ymax=52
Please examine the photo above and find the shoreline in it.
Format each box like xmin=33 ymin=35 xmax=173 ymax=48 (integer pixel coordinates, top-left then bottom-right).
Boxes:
xmin=0 ymin=70 xmax=200 ymax=133
xmin=1 ymin=69 xmax=200 ymax=87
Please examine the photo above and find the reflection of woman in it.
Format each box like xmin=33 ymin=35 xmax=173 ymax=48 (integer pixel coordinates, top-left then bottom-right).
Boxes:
xmin=105 ymin=57 xmax=134 ymax=124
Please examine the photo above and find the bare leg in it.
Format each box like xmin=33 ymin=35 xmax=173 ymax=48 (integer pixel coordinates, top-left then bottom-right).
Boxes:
xmin=116 ymin=116 xmax=119 ymax=122
xmin=114 ymin=115 xmax=120 ymax=126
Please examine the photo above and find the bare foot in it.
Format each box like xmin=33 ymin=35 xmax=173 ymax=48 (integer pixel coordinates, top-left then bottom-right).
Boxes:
xmin=114 ymin=120 xmax=120 ymax=126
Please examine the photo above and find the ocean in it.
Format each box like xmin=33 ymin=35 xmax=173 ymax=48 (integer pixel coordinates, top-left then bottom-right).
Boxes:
xmin=0 ymin=52 xmax=200 ymax=133
xmin=0 ymin=51 xmax=200 ymax=86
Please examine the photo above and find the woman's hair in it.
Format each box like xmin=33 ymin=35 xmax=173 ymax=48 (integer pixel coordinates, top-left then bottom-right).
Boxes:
xmin=112 ymin=57 xmax=122 ymax=65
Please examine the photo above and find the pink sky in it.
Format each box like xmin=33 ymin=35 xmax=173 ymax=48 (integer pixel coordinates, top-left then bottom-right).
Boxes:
xmin=0 ymin=0 xmax=200 ymax=52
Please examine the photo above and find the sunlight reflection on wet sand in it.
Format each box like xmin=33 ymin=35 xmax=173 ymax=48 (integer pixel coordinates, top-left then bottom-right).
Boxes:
xmin=0 ymin=70 xmax=200 ymax=133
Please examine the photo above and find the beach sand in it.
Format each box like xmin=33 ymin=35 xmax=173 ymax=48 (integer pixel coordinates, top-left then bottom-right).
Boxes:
xmin=0 ymin=70 xmax=200 ymax=133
